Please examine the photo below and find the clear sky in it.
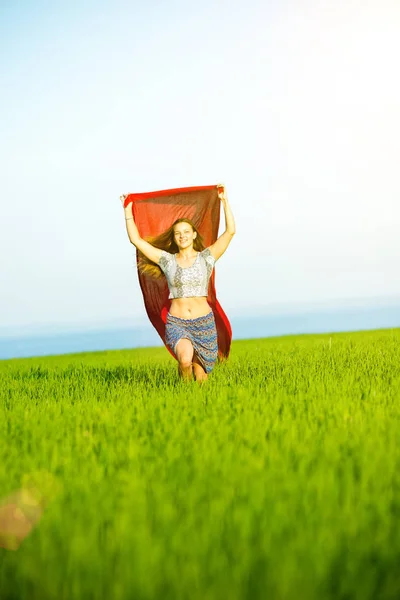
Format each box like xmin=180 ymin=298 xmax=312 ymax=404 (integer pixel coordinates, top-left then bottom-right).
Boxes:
xmin=1 ymin=0 xmax=400 ymax=335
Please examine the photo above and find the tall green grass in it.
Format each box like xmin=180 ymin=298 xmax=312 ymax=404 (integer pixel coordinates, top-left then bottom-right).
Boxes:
xmin=1 ymin=329 xmax=400 ymax=600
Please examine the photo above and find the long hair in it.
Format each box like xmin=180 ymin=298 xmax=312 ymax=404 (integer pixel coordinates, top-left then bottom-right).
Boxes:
xmin=138 ymin=218 xmax=205 ymax=279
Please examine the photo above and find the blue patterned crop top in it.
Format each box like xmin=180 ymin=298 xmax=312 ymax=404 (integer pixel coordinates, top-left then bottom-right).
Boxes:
xmin=158 ymin=248 xmax=216 ymax=299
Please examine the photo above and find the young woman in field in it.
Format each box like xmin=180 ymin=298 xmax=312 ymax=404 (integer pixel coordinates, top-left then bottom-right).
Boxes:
xmin=121 ymin=184 xmax=235 ymax=382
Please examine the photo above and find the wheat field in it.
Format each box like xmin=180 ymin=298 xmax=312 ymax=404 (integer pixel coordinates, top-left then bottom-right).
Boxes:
xmin=0 ymin=328 xmax=399 ymax=600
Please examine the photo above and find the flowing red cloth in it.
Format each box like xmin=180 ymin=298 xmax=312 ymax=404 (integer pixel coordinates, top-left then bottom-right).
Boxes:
xmin=124 ymin=185 xmax=232 ymax=360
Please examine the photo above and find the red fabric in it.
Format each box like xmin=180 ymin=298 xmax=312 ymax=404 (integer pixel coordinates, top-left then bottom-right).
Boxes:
xmin=124 ymin=185 xmax=232 ymax=360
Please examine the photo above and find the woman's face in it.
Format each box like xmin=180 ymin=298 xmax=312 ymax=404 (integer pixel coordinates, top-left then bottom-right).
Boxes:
xmin=173 ymin=222 xmax=197 ymax=249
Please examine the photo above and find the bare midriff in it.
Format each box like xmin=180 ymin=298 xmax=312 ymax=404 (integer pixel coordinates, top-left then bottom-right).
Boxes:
xmin=169 ymin=297 xmax=212 ymax=320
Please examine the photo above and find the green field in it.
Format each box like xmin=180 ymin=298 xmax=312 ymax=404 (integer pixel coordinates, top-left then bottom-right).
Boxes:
xmin=1 ymin=329 xmax=400 ymax=600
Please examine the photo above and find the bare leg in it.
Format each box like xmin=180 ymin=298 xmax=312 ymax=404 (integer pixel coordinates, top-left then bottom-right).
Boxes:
xmin=192 ymin=356 xmax=208 ymax=383
xmin=175 ymin=339 xmax=194 ymax=382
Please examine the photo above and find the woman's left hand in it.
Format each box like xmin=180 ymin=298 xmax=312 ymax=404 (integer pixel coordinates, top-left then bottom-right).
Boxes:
xmin=216 ymin=183 xmax=227 ymax=202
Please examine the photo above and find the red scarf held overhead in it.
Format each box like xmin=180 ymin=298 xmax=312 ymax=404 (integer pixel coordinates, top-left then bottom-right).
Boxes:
xmin=123 ymin=185 xmax=232 ymax=360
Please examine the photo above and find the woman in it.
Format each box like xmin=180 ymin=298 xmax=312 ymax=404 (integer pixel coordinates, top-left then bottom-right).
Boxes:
xmin=121 ymin=184 xmax=235 ymax=382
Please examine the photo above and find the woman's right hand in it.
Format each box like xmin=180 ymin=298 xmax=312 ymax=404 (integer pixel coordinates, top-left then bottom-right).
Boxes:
xmin=120 ymin=194 xmax=128 ymax=207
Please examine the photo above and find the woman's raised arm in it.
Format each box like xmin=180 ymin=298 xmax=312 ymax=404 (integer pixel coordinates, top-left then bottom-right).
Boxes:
xmin=121 ymin=196 xmax=163 ymax=264
xmin=208 ymin=185 xmax=236 ymax=261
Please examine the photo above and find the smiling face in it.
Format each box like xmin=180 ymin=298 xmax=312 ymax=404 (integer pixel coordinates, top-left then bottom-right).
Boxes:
xmin=173 ymin=221 xmax=197 ymax=250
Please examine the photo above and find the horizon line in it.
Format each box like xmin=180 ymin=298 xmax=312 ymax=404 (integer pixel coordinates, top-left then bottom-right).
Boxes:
xmin=1 ymin=296 xmax=400 ymax=340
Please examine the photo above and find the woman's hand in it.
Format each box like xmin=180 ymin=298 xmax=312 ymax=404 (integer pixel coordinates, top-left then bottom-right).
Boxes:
xmin=120 ymin=194 xmax=134 ymax=221
xmin=216 ymin=183 xmax=228 ymax=203
xmin=120 ymin=194 xmax=134 ymax=216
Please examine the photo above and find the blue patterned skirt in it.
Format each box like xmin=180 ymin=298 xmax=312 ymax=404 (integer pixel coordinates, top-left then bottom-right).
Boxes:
xmin=165 ymin=311 xmax=218 ymax=373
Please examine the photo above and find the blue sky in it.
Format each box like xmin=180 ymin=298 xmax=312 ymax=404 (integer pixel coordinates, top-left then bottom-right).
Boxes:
xmin=1 ymin=0 xmax=400 ymax=335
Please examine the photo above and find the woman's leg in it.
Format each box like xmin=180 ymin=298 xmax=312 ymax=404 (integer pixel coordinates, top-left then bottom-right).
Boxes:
xmin=175 ymin=338 xmax=194 ymax=381
xmin=192 ymin=356 xmax=208 ymax=383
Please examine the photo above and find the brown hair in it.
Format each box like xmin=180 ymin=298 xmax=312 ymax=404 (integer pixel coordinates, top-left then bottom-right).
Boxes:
xmin=138 ymin=218 xmax=205 ymax=279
